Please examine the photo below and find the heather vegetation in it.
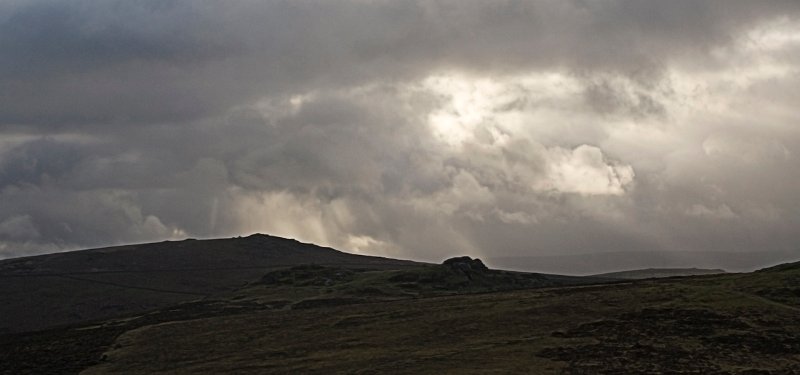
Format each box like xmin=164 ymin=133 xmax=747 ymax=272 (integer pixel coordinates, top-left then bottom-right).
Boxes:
xmin=2 ymin=237 xmax=799 ymax=373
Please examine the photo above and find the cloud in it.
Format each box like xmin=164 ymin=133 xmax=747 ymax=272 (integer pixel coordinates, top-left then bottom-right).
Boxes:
xmin=1 ymin=1 xmax=800 ymax=268
xmin=3 ymin=0 xmax=798 ymax=128
xmin=538 ymin=145 xmax=634 ymax=196
xmin=0 ymin=214 xmax=40 ymax=240
xmin=686 ymin=204 xmax=737 ymax=220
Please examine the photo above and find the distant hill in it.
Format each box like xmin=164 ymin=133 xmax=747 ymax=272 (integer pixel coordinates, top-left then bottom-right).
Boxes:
xmin=592 ymin=268 xmax=726 ymax=280
xmin=487 ymin=249 xmax=800 ymax=275
xmin=757 ymin=260 xmax=800 ymax=273
xmin=0 ymin=234 xmax=419 ymax=333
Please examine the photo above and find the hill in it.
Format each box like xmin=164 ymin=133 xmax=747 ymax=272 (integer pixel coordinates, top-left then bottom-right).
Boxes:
xmin=0 ymin=234 xmax=419 ymax=333
xmin=488 ymin=250 xmax=800 ymax=274
xmin=592 ymin=268 xmax=726 ymax=280
xmin=2 ymin=238 xmax=800 ymax=373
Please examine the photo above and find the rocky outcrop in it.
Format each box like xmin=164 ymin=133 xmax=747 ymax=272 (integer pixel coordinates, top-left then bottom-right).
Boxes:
xmin=442 ymin=256 xmax=489 ymax=272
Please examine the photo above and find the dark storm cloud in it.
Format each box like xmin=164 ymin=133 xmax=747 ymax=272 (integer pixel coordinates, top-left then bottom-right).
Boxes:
xmin=3 ymin=0 xmax=798 ymax=127
xmin=0 ymin=1 xmax=245 ymax=125
xmin=2 ymin=0 xmax=800 ymax=270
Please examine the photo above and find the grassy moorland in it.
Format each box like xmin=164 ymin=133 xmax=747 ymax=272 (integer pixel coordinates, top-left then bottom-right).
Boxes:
xmin=0 ymin=236 xmax=800 ymax=374
xmin=77 ymin=262 xmax=800 ymax=374
xmin=1 ymin=238 xmax=799 ymax=374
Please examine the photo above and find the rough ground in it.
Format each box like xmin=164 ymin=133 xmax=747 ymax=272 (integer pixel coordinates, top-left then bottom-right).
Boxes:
xmin=2 ymin=246 xmax=800 ymax=374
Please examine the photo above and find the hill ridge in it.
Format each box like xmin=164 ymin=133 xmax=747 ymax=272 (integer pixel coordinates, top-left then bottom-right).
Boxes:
xmin=0 ymin=233 xmax=419 ymax=333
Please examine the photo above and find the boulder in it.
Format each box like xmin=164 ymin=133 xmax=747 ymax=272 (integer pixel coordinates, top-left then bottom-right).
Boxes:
xmin=442 ymin=256 xmax=489 ymax=272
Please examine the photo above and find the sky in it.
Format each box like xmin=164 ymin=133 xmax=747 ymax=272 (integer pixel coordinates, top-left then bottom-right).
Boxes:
xmin=1 ymin=1 xmax=800 ymax=267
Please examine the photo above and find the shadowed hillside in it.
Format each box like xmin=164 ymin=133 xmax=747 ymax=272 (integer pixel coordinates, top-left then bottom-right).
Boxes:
xmin=0 ymin=234 xmax=419 ymax=333
xmin=2 ymin=237 xmax=800 ymax=374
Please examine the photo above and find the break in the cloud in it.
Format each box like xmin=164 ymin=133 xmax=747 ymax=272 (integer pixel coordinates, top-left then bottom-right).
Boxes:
xmin=1 ymin=1 xmax=800 ymax=269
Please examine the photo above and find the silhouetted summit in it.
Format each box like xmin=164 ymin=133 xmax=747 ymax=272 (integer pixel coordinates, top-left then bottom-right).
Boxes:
xmin=0 ymin=234 xmax=418 ymax=333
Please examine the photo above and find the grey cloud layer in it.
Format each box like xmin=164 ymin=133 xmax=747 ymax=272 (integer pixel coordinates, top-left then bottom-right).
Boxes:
xmin=1 ymin=0 xmax=800 ymax=267
xmin=4 ymin=0 xmax=797 ymax=126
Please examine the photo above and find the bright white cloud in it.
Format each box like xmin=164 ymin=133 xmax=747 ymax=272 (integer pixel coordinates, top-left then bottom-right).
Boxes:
xmin=538 ymin=145 xmax=635 ymax=196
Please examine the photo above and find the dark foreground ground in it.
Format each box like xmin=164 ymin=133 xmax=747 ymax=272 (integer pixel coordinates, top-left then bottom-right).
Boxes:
xmin=1 ymin=239 xmax=799 ymax=374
